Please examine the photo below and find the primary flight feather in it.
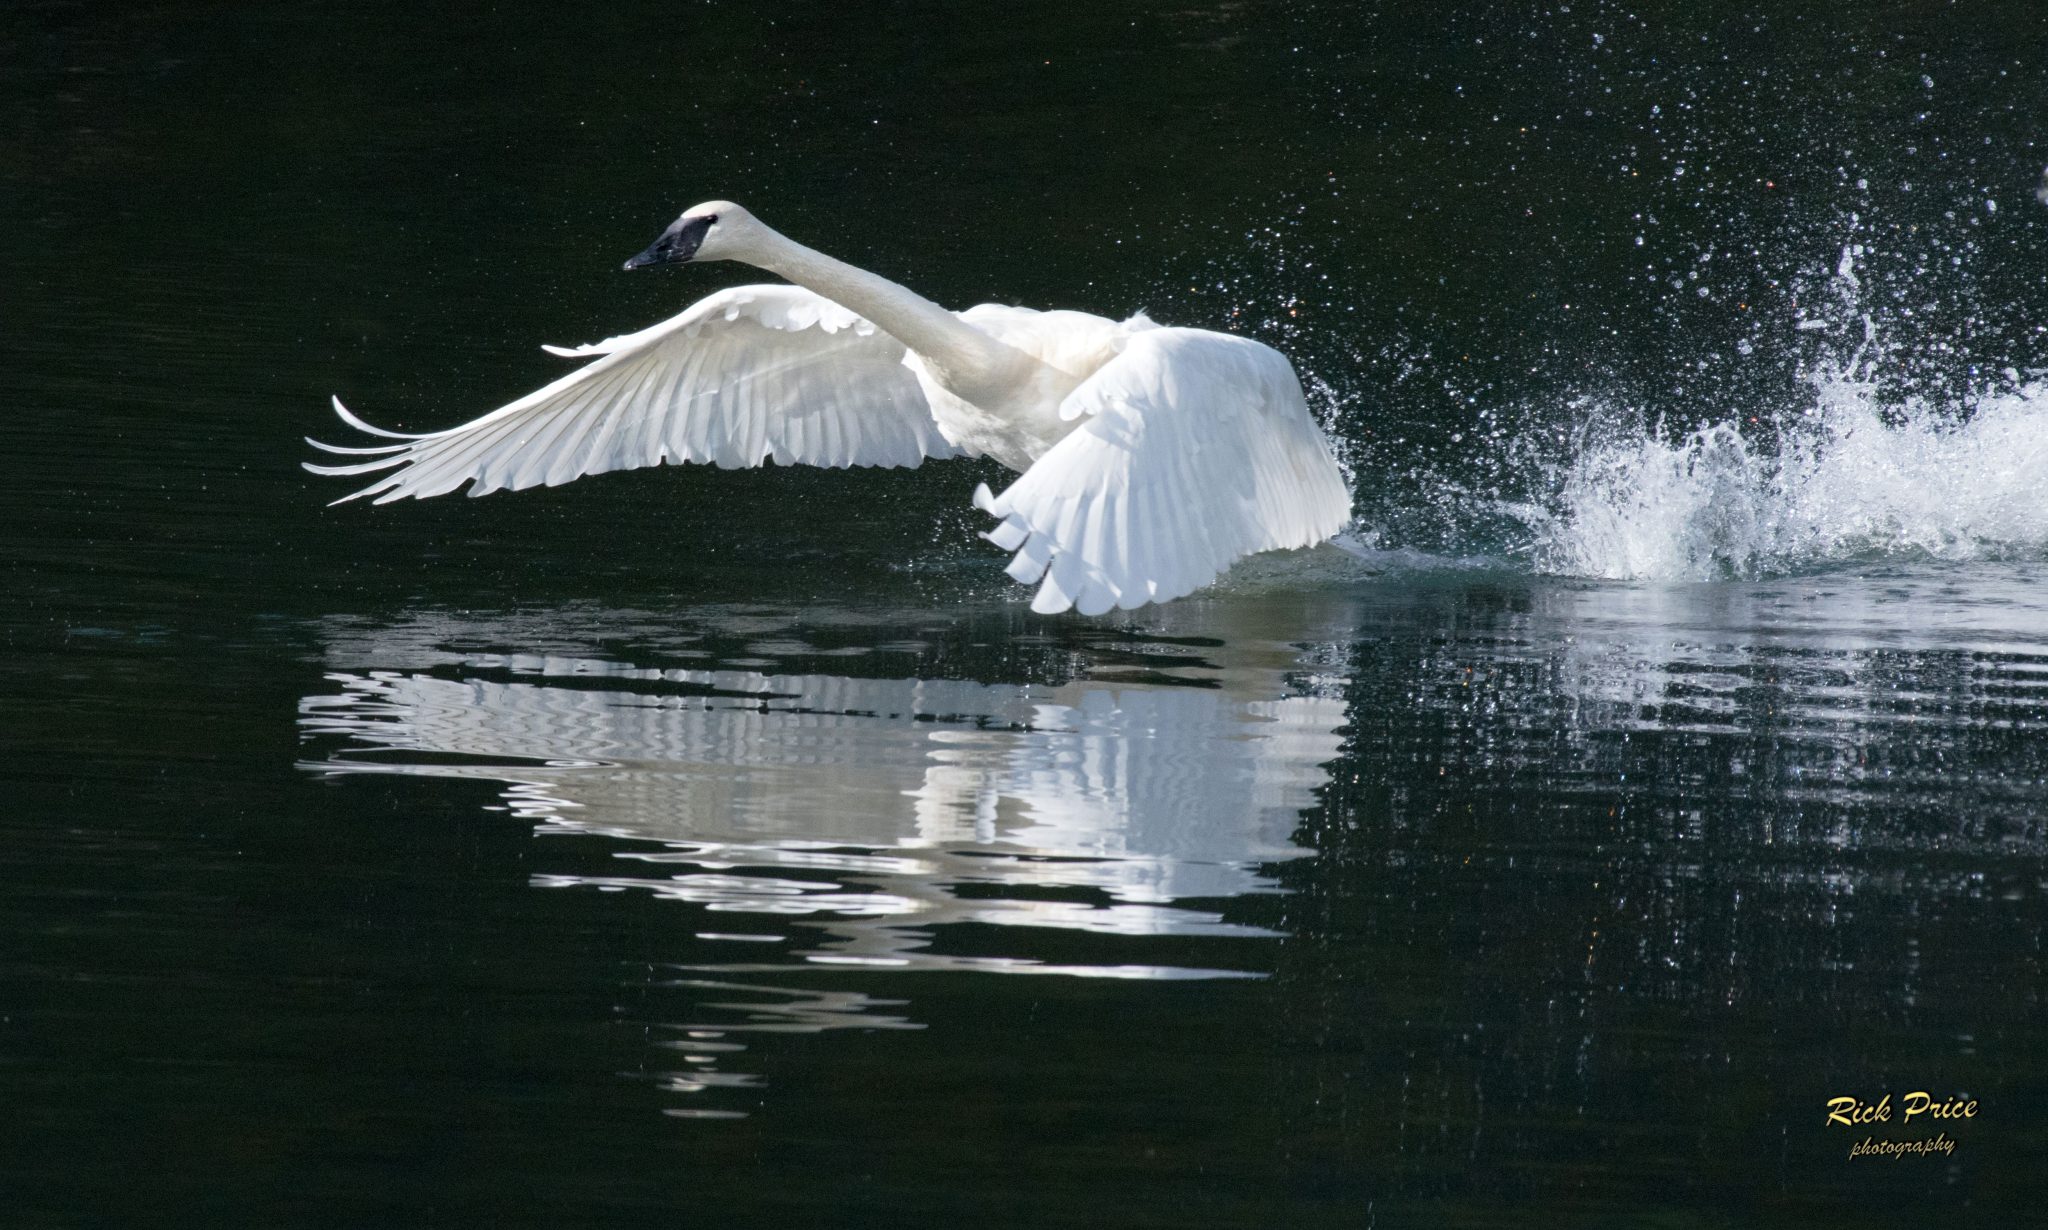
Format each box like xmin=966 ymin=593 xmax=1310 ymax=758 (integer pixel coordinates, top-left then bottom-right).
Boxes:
xmin=307 ymin=202 xmax=1353 ymax=614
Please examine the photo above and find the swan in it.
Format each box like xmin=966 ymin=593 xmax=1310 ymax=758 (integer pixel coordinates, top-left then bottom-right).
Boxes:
xmin=306 ymin=202 xmax=1353 ymax=614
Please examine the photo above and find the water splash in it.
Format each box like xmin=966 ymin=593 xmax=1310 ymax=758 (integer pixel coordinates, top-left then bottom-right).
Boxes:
xmin=1503 ymin=245 xmax=2048 ymax=581
xmin=1518 ymin=374 xmax=2048 ymax=581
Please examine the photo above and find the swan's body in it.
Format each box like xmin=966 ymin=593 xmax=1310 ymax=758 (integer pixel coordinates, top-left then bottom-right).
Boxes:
xmin=307 ymin=202 xmax=1352 ymax=614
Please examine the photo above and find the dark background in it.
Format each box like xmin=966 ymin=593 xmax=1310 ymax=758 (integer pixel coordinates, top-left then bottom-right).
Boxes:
xmin=6 ymin=2 xmax=2047 ymax=1225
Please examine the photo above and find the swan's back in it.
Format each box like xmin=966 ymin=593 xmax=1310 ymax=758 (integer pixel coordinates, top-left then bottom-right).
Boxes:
xmin=903 ymin=305 xmax=1160 ymax=469
xmin=958 ymin=304 xmax=1157 ymax=382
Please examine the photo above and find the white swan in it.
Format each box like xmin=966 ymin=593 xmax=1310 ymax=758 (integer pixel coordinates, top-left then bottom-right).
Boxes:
xmin=306 ymin=202 xmax=1353 ymax=614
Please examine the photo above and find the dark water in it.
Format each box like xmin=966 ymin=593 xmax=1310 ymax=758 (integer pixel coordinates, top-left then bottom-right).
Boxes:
xmin=8 ymin=2 xmax=2048 ymax=1225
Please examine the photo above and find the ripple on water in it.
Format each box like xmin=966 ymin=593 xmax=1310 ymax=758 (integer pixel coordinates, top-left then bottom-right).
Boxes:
xmin=296 ymin=577 xmax=2048 ymax=1119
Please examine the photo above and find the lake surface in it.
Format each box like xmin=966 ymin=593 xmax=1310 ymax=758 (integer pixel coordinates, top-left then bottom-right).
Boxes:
xmin=7 ymin=2 xmax=2047 ymax=1225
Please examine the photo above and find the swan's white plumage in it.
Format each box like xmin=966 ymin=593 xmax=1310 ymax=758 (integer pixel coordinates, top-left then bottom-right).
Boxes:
xmin=973 ymin=329 xmax=1351 ymax=615
xmin=305 ymin=284 xmax=958 ymax=504
xmin=310 ymin=202 xmax=1354 ymax=611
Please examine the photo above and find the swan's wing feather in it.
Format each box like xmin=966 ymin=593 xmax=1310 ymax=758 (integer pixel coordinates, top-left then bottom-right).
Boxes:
xmin=975 ymin=327 xmax=1352 ymax=615
xmin=307 ymin=284 xmax=959 ymax=504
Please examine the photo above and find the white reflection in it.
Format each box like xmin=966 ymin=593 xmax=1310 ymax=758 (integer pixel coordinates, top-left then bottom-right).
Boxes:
xmin=1526 ymin=570 xmax=2048 ymax=742
xmin=299 ymin=607 xmax=1351 ymax=1115
xmin=299 ymin=610 xmax=1349 ymax=957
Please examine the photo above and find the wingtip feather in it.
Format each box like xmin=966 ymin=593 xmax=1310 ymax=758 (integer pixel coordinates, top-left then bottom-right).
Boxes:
xmin=302 ymin=456 xmax=407 ymax=477
xmin=306 ymin=435 xmax=409 ymax=456
xmin=330 ymin=396 xmax=429 ymax=440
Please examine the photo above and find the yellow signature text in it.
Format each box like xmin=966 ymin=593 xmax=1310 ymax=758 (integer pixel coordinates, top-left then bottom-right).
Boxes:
xmin=1826 ymin=1091 xmax=1978 ymax=1128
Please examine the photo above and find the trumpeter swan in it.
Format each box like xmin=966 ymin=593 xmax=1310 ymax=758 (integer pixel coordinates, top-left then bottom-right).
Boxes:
xmin=306 ymin=202 xmax=1353 ymax=614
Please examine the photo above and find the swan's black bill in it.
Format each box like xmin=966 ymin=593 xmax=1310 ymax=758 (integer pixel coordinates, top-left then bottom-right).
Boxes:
xmin=623 ymin=215 xmax=714 ymax=270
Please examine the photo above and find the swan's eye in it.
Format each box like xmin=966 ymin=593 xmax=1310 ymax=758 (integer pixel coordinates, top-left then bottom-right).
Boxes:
xmin=705 ymin=214 xmax=719 ymax=225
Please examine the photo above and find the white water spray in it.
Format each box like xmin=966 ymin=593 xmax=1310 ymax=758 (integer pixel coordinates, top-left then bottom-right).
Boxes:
xmin=1514 ymin=246 xmax=2048 ymax=581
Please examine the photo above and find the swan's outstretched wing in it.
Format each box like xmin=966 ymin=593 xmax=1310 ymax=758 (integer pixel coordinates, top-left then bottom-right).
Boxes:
xmin=973 ymin=327 xmax=1352 ymax=615
xmin=306 ymin=284 xmax=959 ymax=504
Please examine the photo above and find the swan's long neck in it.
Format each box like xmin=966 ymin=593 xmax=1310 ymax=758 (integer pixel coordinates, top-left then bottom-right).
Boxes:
xmin=751 ymin=230 xmax=1022 ymax=393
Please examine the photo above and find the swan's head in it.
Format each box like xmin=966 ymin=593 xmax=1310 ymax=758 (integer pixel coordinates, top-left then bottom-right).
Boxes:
xmin=622 ymin=201 xmax=763 ymax=270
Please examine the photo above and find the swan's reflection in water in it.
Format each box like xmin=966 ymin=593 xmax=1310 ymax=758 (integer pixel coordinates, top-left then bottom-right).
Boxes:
xmin=298 ymin=605 xmax=1352 ymax=1116
xmin=305 ymin=659 xmax=1340 ymax=918
xmin=296 ymin=570 xmax=2048 ymax=1127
